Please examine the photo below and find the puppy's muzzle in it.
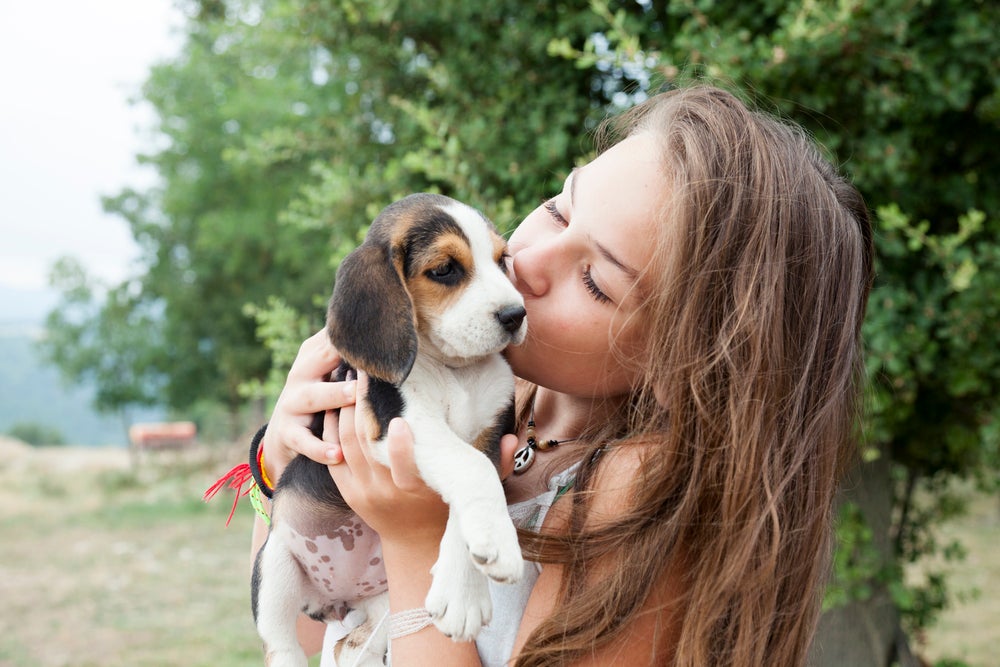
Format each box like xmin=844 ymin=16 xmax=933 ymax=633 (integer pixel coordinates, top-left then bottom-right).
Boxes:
xmin=496 ymin=305 xmax=526 ymax=335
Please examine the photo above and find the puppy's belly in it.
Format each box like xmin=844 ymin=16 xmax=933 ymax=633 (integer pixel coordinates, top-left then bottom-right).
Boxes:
xmin=278 ymin=509 xmax=387 ymax=613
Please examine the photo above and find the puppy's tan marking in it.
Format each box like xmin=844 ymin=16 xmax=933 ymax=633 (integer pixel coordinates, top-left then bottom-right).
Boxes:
xmin=490 ymin=231 xmax=508 ymax=267
xmin=406 ymin=233 xmax=474 ymax=329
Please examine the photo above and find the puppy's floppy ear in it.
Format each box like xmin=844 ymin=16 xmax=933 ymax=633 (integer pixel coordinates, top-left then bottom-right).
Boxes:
xmin=326 ymin=242 xmax=417 ymax=385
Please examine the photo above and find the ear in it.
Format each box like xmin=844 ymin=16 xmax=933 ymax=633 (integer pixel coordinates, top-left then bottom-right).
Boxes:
xmin=326 ymin=242 xmax=417 ymax=385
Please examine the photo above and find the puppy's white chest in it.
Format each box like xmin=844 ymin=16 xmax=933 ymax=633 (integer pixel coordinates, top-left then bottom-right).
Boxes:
xmin=402 ymin=356 xmax=513 ymax=442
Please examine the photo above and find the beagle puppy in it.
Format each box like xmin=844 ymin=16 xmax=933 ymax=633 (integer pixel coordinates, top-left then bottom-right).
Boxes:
xmin=252 ymin=193 xmax=527 ymax=667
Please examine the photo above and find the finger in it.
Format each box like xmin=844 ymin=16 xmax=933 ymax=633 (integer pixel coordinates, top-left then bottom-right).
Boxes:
xmin=322 ymin=410 xmax=344 ymax=464
xmin=499 ymin=433 xmax=520 ymax=480
xmin=288 ymin=330 xmax=341 ymax=381
xmin=338 ymin=400 xmax=364 ymax=472
xmin=284 ymin=423 xmax=340 ymax=465
xmin=351 ymin=372 xmax=377 ymax=466
xmin=385 ymin=418 xmax=423 ymax=491
xmin=339 ymin=375 xmax=378 ymax=476
xmin=286 ymin=379 xmax=357 ymax=414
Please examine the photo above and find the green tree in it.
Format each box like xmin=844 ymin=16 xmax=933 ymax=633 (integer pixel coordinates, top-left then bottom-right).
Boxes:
xmin=38 ymin=258 xmax=164 ymax=416
xmin=98 ymin=3 xmax=338 ymax=419
xmin=5 ymin=422 xmax=67 ymax=447
xmin=60 ymin=0 xmax=651 ymax=416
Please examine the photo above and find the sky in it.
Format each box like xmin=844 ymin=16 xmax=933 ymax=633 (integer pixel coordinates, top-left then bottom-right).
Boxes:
xmin=0 ymin=0 xmax=183 ymax=326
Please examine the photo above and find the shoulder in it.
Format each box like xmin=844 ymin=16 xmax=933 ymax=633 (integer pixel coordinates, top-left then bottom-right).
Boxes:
xmin=520 ymin=442 xmax=686 ymax=665
xmin=582 ymin=442 xmax=650 ymax=525
xmin=538 ymin=441 xmax=650 ymax=534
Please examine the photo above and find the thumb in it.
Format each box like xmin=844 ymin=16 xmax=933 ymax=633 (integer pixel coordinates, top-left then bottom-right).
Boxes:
xmin=499 ymin=433 xmax=520 ymax=480
xmin=385 ymin=418 xmax=422 ymax=491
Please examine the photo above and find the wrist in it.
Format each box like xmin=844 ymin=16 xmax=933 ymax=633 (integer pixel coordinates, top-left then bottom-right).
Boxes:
xmin=249 ymin=425 xmax=277 ymax=497
xmin=380 ymin=534 xmax=441 ymax=609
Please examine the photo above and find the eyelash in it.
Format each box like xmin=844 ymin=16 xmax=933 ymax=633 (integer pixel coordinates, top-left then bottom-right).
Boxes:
xmin=498 ymin=251 xmax=510 ymax=274
xmin=543 ymin=197 xmax=611 ymax=304
xmin=543 ymin=198 xmax=568 ymax=226
xmin=583 ymin=267 xmax=612 ymax=303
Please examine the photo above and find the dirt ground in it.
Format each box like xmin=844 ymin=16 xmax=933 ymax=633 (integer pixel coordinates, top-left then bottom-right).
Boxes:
xmin=0 ymin=438 xmax=267 ymax=667
xmin=907 ymin=488 xmax=1000 ymax=666
xmin=0 ymin=439 xmax=995 ymax=666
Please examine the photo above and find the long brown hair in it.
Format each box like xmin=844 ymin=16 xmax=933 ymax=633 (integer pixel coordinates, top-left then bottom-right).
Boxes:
xmin=516 ymin=86 xmax=875 ymax=666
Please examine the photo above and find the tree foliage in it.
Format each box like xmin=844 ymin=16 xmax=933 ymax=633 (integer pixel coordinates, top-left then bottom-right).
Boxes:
xmin=38 ymin=257 xmax=165 ymax=413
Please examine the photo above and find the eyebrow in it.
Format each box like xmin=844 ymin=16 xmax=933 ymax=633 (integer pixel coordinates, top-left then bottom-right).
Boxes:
xmin=568 ymin=167 xmax=640 ymax=280
xmin=596 ymin=240 xmax=639 ymax=279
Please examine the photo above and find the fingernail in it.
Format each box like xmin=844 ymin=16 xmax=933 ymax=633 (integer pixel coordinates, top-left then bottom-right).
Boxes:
xmin=326 ymin=448 xmax=341 ymax=463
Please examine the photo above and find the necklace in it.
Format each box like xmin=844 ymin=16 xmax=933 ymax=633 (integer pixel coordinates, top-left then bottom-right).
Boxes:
xmin=512 ymin=400 xmax=579 ymax=475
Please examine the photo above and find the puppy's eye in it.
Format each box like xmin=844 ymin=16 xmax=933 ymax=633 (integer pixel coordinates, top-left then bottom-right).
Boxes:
xmin=429 ymin=261 xmax=454 ymax=277
xmin=426 ymin=260 xmax=462 ymax=283
xmin=498 ymin=252 xmax=510 ymax=274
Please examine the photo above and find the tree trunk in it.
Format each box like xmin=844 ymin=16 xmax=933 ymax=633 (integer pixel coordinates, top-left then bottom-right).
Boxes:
xmin=807 ymin=451 xmax=916 ymax=667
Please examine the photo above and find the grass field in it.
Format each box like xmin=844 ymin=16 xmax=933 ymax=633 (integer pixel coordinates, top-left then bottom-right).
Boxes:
xmin=0 ymin=438 xmax=266 ymax=667
xmin=0 ymin=438 xmax=995 ymax=666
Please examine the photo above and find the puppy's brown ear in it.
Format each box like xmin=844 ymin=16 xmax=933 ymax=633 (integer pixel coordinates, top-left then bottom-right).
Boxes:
xmin=327 ymin=242 xmax=417 ymax=385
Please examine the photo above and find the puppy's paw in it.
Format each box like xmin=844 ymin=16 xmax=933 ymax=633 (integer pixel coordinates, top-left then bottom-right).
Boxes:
xmin=461 ymin=509 xmax=524 ymax=584
xmin=425 ymin=565 xmax=491 ymax=641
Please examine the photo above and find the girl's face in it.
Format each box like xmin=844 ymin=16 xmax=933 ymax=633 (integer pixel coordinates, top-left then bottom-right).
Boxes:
xmin=504 ymin=134 xmax=663 ymax=398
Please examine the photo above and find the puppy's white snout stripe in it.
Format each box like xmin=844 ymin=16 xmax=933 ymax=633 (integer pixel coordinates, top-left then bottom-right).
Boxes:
xmin=496 ymin=305 xmax=526 ymax=334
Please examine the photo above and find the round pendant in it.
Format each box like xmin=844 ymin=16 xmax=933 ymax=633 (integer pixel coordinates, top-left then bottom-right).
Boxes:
xmin=512 ymin=444 xmax=535 ymax=475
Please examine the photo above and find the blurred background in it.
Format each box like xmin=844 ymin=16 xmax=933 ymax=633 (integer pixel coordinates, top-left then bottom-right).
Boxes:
xmin=1 ymin=1 xmax=997 ymax=665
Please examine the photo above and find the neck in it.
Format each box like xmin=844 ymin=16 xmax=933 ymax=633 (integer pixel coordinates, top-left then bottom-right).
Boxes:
xmin=529 ymin=386 xmax=624 ymax=441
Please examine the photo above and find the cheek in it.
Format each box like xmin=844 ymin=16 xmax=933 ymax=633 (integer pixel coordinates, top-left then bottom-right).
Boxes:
xmin=408 ymin=279 xmax=454 ymax=327
xmin=521 ymin=298 xmax=610 ymax=360
xmin=513 ymin=302 xmax=645 ymax=391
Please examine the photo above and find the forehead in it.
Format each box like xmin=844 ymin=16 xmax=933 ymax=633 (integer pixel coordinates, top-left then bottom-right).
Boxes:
xmin=438 ymin=200 xmax=505 ymax=258
xmin=575 ymin=135 xmax=663 ymax=291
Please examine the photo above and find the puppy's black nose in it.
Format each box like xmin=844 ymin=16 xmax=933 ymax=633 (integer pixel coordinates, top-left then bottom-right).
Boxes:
xmin=496 ymin=305 xmax=526 ymax=333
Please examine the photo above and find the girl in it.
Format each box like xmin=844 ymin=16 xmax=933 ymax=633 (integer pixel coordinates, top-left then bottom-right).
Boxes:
xmin=251 ymin=85 xmax=874 ymax=666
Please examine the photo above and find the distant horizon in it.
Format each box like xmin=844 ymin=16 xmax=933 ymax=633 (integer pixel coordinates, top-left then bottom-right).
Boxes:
xmin=0 ymin=284 xmax=60 ymax=333
xmin=0 ymin=330 xmax=164 ymax=448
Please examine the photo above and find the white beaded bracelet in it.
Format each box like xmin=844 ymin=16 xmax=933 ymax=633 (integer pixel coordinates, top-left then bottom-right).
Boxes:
xmin=387 ymin=607 xmax=434 ymax=640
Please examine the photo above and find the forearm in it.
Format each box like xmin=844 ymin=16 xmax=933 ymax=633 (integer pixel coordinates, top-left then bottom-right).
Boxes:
xmin=381 ymin=537 xmax=483 ymax=666
xmin=257 ymin=424 xmax=291 ymax=486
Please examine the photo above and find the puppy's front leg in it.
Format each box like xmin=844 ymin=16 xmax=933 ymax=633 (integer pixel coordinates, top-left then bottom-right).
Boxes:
xmin=425 ymin=512 xmax=492 ymax=641
xmin=408 ymin=421 xmax=524 ymax=585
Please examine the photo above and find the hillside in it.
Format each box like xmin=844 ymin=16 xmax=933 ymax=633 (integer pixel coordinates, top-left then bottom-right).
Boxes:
xmin=0 ymin=333 xmax=161 ymax=446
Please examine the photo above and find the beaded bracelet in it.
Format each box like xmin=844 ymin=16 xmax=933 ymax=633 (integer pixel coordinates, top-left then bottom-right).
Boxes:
xmin=387 ymin=608 xmax=434 ymax=640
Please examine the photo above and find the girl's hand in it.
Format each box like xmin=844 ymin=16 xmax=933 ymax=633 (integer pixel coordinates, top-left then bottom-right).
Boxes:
xmin=262 ymin=329 xmax=357 ymax=477
xmin=326 ymin=372 xmax=449 ymax=548
xmin=499 ymin=432 xmax=520 ymax=480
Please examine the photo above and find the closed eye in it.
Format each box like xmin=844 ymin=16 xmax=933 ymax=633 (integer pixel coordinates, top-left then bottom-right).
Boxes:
xmin=543 ymin=199 xmax=568 ymax=227
xmin=583 ymin=266 xmax=612 ymax=304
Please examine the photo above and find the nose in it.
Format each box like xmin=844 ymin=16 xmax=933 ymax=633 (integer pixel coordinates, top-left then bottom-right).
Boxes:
xmin=508 ymin=240 xmax=555 ymax=298
xmin=496 ymin=305 xmax=526 ymax=333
